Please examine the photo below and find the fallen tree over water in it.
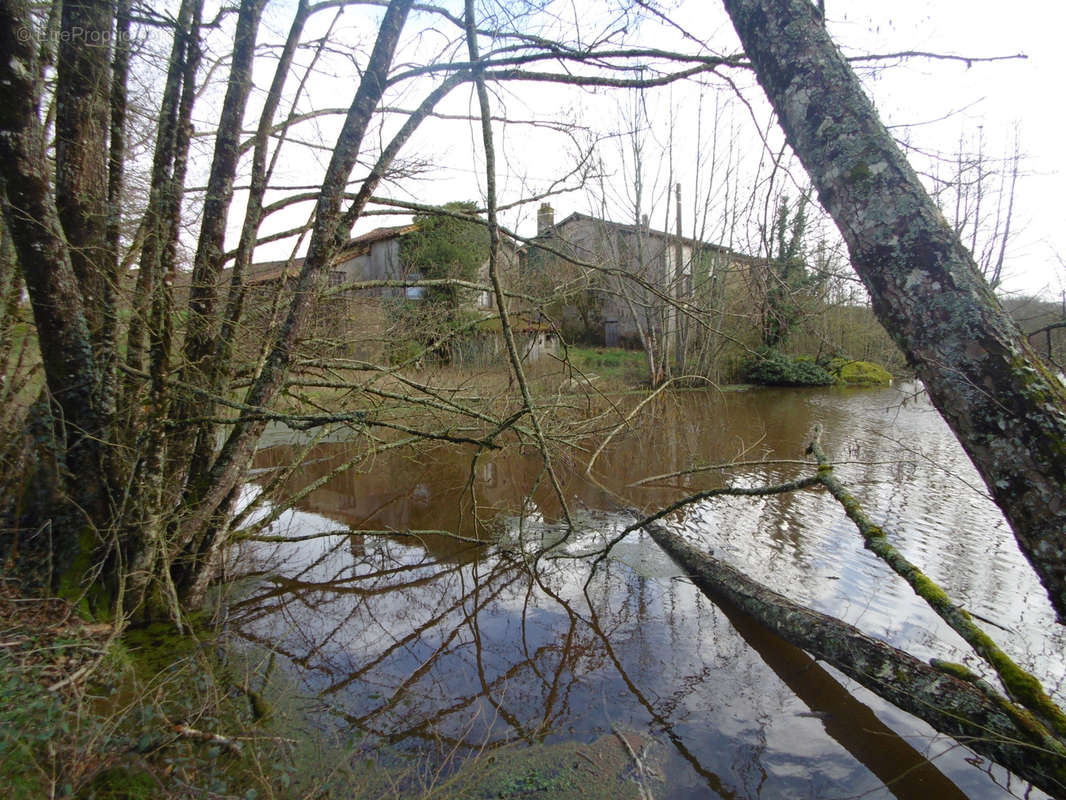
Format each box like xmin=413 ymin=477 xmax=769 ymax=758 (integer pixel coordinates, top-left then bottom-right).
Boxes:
xmin=597 ymin=428 xmax=1066 ymax=796
xmin=645 ymin=518 xmax=1066 ymax=796
xmin=719 ymin=0 xmax=1066 ymax=624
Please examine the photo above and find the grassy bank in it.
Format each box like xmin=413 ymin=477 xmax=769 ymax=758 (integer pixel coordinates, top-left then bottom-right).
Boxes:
xmin=0 ymin=580 xmax=383 ymax=798
xmin=0 ymin=580 xmax=660 ymax=799
xmin=563 ymin=346 xmax=649 ymax=385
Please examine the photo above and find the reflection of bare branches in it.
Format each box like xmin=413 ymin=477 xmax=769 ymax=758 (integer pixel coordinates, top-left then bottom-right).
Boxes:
xmin=238 ymin=528 xmax=485 ymax=545
xmin=465 ymin=0 xmax=574 ymax=535
xmin=536 ymin=570 xmax=739 ymax=799
xmin=235 ymin=539 xmax=592 ymax=752
xmin=233 ymin=557 xmax=454 ymax=609
xmin=585 ymin=377 xmax=680 ymax=476
xmin=630 ymin=456 xmax=923 ymax=488
xmin=630 ymin=457 xmax=811 ymax=486
xmin=585 ymin=474 xmax=821 ymax=581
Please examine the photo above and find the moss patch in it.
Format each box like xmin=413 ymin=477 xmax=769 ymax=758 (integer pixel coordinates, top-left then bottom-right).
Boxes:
xmin=830 ymin=359 xmax=892 ymax=386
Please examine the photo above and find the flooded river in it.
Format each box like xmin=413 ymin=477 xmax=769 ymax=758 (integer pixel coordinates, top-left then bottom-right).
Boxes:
xmin=228 ymin=384 xmax=1065 ymax=798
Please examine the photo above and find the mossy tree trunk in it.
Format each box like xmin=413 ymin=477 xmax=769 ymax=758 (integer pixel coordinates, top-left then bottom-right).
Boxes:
xmin=720 ymin=0 xmax=1066 ymax=623
xmin=646 ymin=521 xmax=1066 ymax=796
xmin=0 ymin=0 xmax=115 ymax=592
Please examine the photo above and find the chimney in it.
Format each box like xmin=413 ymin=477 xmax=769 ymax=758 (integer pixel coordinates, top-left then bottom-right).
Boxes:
xmin=537 ymin=203 xmax=554 ymax=235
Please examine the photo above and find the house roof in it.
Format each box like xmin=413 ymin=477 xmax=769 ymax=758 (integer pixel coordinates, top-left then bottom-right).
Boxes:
xmin=538 ymin=211 xmax=753 ymax=261
xmin=240 ymin=225 xmax=420 ymax=285
xmin=347 ymin=224 xmax=418 ymax=247
xmin=176 ymin=220 xmax=511 ymax=288
xmin=243 ymin=258 xmax=299 ymax=285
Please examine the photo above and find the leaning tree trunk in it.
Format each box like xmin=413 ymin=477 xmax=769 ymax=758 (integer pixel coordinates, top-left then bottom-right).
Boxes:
xmin=720 ymin=0 xmax=1066 ymax=623
xmin=645 ymin=521 xmax=1066 ymax=796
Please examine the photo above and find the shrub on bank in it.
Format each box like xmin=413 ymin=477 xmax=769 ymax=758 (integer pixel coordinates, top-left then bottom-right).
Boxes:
xmin=743 ymin=349 xmax=836 ymax=386
xmin=744 ymin=349 xmax=894 ymax=388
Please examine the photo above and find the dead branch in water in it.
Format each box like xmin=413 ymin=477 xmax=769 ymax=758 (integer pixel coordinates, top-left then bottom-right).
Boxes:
xmin=644 ymin=519 xmax=1066 ymax=796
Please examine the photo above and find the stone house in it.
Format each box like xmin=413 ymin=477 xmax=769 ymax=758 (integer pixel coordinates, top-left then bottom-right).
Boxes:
xmin=237 ymin=223 xmax=522 ymax=363
xmin=521 ymin=204 xmax=753 ymax=348
xmin=245 ymin=223 xmax=518 ymax=308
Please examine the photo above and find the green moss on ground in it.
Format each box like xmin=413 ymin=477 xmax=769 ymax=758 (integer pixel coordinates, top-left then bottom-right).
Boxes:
xmin=829 ymin=359 xmax=893 ymax=386
xmin=0 ymin=586 xmax=375 ymax=798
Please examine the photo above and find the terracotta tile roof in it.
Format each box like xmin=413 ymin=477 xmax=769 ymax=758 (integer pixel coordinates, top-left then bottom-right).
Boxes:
xmin=174 ymin=222 xmax=504 ymax=287
xmin=245 ymin=259 xmax=300 ymax=284
xmin=346 ymin=224 xmax=418 ymax=247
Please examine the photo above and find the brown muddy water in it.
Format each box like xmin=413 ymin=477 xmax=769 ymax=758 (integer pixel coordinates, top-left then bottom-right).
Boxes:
xmin=227 ymin=384 xmax=1065 ymax=799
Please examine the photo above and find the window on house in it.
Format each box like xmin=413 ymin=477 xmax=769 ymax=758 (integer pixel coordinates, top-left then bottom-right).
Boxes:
xmin=478 ymin=290 xmax=493 ymax=308
xmin=328 ymin=270 xmax=345 ymax=288
xmin=405 ymin=271 xmax=424 ymax=300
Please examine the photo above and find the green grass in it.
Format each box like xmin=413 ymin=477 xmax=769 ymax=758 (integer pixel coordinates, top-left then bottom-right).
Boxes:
xmin=566 ymin=346 xmax=647 ymax=382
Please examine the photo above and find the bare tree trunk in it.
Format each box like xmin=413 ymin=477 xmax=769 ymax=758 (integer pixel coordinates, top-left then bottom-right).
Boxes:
xmin=121 ymin=0 xmax=203 ymax=615
xmin=210 ymin=0 xmax=313 ymax=406
xmin=123 ymin=0 xmax=198 ymax=385
xmin=720 ymin=0 xmax=1066 ymax=622
xmin=55 ymin=0 xmax=111 ymax=359
xmin=173 ymin=0 xmax=268 ymax=494
xmin=172 ymin=0 xmax=416 ymax=605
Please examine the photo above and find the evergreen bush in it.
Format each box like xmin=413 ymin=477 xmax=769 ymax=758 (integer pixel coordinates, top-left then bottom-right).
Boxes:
xmin=743 ymin=348 xmax=836 ymax=386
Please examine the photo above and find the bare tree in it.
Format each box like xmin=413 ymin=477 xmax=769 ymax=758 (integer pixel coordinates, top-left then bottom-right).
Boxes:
xmin=0 ymin=0 xmax=739 ymax=620
xmin=925 ymin=126 xmax=1022 ymax=290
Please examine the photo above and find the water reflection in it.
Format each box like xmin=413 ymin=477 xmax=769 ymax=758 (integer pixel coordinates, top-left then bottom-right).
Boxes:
xmin=230 ymin=385 xmax=1064 ymax=798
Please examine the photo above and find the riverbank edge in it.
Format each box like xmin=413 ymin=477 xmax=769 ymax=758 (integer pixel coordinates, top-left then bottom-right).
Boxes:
xmin=0 ymin=578 xmax=662 ymax=799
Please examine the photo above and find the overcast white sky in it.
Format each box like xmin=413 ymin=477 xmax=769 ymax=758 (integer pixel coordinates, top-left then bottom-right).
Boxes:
xmin=829 ymin=0 xmax=1066 ymax=297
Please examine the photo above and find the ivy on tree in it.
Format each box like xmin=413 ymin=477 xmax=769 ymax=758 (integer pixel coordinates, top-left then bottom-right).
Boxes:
xmin=763 ymin=196 xmax=813 ymax=349
xmin=396 ymin=201 xmax=489 ymax=360
xmin=402 ymin=201 xmax=488 ymax=310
